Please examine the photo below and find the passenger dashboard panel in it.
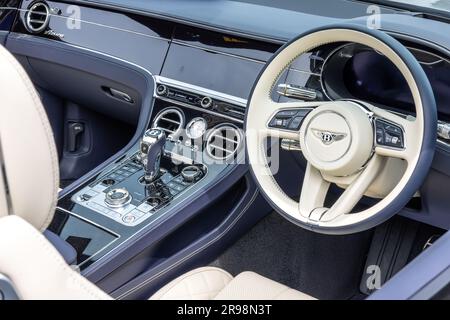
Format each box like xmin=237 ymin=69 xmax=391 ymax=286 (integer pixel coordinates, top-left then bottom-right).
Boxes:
xmin=12 ymin=0 xmax=172 ymax=74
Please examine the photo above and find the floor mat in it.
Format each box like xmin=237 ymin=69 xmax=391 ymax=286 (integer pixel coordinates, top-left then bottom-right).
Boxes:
xmin=210 ymin=212 xmax=373 ymax=300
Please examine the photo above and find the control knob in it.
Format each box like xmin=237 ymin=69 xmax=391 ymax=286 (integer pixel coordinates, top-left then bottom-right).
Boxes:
xmin=181 ymin=165 xmax=202 ymax=182
xmin=105 ymin=188 xmax=132 ymax=208
xmin=156 ymin=84 xmax=167 ymax=96
xmin=200 ymin=96 xmax=213 ymax=109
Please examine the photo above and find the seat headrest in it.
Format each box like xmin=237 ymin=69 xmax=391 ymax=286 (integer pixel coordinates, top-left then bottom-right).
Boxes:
xmin=0 ymin=44 xmax=59 ymax=231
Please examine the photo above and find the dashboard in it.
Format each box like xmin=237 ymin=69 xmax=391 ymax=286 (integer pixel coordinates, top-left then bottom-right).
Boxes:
xmin=4 ymin=1 xmax=449 ymax=121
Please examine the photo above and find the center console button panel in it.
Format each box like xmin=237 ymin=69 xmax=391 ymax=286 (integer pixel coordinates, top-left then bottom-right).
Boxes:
xmin=73 ymin=154 xmax=206 ymax=227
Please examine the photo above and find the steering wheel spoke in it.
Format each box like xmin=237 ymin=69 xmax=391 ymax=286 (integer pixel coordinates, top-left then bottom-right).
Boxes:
xmin=298 ymin=163 xmax=330 ymax=219
xmin=319 ymin=155 xmax=386 ymax=222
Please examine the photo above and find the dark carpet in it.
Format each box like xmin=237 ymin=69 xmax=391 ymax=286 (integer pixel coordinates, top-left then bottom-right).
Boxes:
xmin=210 ymin=212 xmax=373 ymax=300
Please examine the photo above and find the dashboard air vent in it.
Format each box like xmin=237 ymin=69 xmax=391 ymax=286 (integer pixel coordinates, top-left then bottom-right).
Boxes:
xmin=152 ymin=108 xmax=185 ymax=140
xmin=26 ymin=2 xmax=50 ymax=33
xmin=206 ymin=124 xmax=242 ymax=160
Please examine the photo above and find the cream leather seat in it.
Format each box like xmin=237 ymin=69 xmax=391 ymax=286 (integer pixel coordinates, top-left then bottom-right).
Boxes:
xmin=0 ymin=44 xmax=315 ymax=300
xmin=150 ymin=266 xmax=314 ymax=300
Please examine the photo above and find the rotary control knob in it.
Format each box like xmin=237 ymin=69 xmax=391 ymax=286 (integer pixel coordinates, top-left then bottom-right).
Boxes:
xmin=181 ymin=166 xmax=202 ymax=182
xmin=156 ymin=84 xmax=167 ymax=96
xmin=200 ymin=96 xmax=213 ymax=109
xmin=105 ymin=188 xmax=132 ymax=208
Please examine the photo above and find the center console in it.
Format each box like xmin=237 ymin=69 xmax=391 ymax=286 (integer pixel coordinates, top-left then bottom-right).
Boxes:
xmin=52 ymin=76 xmax=246 ymax=272
xmin=71 ymin=136 xmax=207 ymax=227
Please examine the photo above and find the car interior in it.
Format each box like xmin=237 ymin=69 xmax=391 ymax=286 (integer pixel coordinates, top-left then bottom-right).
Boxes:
xmin=0 ymin=0 xmax=450 ymax=300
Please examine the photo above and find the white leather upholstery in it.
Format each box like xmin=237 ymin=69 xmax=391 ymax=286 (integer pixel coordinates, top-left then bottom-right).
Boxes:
xmin=0 ymin=44 xmax=59 ymax=231
xmin=151 ymin=268 xmax=316 ymax=300
xmin=0 ymin=216 xmax=111 ymax=300
xmin=214 ymin=271 xmax=315 ymax=300
xmin=150 ymin=267 xmax=233 ymax=300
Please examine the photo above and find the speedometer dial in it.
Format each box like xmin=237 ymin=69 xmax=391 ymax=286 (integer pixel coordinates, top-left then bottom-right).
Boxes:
xmin=186 ymin=117 xmax=207 ymax=139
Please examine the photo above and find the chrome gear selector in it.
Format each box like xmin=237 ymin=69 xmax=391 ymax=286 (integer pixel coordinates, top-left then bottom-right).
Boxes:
xmin=140 ymin=128 xmax=166 ymax=183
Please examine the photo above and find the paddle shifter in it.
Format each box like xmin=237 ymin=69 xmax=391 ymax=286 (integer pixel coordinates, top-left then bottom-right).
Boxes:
xmin=140 ymin=128 xmax=166 ymax=183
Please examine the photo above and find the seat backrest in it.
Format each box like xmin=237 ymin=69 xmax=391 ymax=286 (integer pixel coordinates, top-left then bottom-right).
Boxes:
xmin=0 ymin=215 xmax=111 ymax=300
xmin=0 ymin=44 xmax=58 ymax=231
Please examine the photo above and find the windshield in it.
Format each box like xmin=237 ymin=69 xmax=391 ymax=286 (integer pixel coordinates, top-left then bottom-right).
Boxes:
xmin=381 ymin=0 xmax=450 ymax=14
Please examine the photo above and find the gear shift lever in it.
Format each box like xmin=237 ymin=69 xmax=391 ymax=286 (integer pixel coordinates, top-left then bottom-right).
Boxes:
xmin=140 ymin=128 xmax=166 ymax=183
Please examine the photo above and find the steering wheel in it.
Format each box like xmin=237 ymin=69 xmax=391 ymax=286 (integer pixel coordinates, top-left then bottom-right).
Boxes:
xmin=245 ymin=25 xmax=437 ymax=234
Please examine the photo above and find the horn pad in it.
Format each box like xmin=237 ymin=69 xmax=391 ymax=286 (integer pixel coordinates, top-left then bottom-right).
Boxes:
xmin=299 ymin=101 xmax=374 ymax=176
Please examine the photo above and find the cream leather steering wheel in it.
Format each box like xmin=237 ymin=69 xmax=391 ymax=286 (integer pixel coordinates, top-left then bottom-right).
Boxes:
xmin=246 ymin=26 xmax=437 ymax=234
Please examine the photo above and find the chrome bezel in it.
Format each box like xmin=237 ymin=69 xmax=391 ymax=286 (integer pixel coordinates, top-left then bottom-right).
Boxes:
xmin=186 ymin=117 xmax=208 ymax=139
xmin=25 ymin=2 xmax=50 ymax=34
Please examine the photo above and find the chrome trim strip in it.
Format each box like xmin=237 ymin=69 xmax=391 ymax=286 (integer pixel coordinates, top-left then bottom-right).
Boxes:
xmin=9 ymin=32 xmax=156 ymax=82
xmin=388 ymin=31 xmax=450 ymax=61
xmin=437 ymin=139 xmax=450 ymax=147
xmin=116 ymin=189 xmax=259 ymax=299
xmin=406 ymin=46 xmax=449 ymax=65
xmin=17 ymin=9 xmax=168 ymax=41
xmin=288 ymin=67 xmax=321 ymax=77
xmin=155 ymin=75 xmax=247 ymax=107
xmin=55 ymin=0 xmax=286 ymax=45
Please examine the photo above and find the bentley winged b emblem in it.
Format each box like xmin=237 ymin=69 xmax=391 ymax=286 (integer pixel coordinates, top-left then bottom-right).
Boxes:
xmin=311 ymin=129 xmax=347 ymax=145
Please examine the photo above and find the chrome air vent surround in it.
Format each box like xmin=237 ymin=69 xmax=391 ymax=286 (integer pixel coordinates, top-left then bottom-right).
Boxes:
xmin=25 ymin=2 xmax=50 ymax=33
xmin=206 ymin=124 xmax=242 ymax=160
xmin=152 ymin=108 xmax=185 ymax=140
